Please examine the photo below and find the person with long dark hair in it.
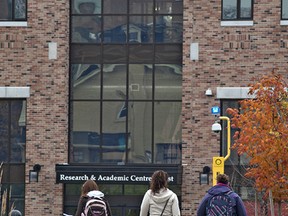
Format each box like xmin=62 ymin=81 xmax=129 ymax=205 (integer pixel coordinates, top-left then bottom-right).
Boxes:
xmin=75 ymin=179 xmax=112 ymax=216
xmin=140 ymin=170 xmax=181 ymax=216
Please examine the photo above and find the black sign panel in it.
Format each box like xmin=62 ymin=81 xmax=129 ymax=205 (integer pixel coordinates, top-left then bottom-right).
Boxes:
xmin=55 ymin=164 xmax=182 ymax=185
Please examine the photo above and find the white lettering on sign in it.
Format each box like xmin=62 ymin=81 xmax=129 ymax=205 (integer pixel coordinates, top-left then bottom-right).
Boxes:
xmin=60 ymin=174 xmax=89 ymax=181
xmin=58 ymin=173 xmax=175 ymax=183
xmin=130 ymin=175 xmax=151 ymax=181
xmin=97 ymin=175 xmax=129 ymax=181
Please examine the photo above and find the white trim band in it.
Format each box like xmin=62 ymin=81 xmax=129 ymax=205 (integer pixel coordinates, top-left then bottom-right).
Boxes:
xmin=0 ymin=22 xmax=28 ymax=27
xmin=216 ymin=87 xmax=255 ymax=99
xmin=0 ymin=87 xmax=30 ymax=98
xmin=221 ymin=21 xmax=254 ymax=27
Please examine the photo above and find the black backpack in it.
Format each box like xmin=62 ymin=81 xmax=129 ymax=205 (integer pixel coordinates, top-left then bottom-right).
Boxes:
xmin=206 ymin=191 xmax=236 ymax=216
xmin=81 ymin=197 xmax=108 ymax=216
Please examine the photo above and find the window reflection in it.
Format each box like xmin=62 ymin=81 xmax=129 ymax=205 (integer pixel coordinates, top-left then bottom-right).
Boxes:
xmin=154 ymin=64 xmax=182 ymax=100
xmin=222 ymin=0 xmax=252 ymax=20
xmin=70 ymin=0 xmax=183 ymax=166
xmin=0 ymin=100 xmax=26 ymax=163
xmin=128 ymin=102 xmax=152 ymax=163
xmin=283 ymin=0 xmax=288 ymax=19
xmin=103 ymin=64 xmax=127 ymax=100
xmin=71 ymin=101 xmax=100 ymax=163
xmin=154 ymin=102 xmax=181 ymax=164
xmin=129 ymin=64 xmax=152 ymax=100
xmin=71 ymin=64 xmax=101 ymax=100
xmin=103 ymin=0 xmax=127 ymax=14
xmin=15 ymin=0 xmax=26 ymax=19
xmin=71 ymin=16 xmax=102 ymax=43
xmin=72 ymin=0 xmax=101 ymax=14
xmin=130 ymin=0 xmax=153 ymax=14
xmin=70 ymin=2 xmax=183 ymax=44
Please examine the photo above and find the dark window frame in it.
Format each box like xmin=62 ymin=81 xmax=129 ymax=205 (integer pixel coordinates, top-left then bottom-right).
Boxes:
xmin=221 ymin=0 xmax=253 ymax=21
xmin=0 ymin=0 xmax=27 ymax=21
xmin=0 ymin=99 xmax=26 ymax=216
xmin=69 ymin=0 xmax=183 ymax=165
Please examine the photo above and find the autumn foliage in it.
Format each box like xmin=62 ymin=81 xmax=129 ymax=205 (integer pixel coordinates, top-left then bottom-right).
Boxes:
xmin=227 ymin=72 xmax=288 ymax=202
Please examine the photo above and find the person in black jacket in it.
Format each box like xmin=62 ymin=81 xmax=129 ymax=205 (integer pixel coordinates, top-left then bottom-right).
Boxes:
xmin=75 ymin=179 xmax=112 ymax=216
xmin=197 ymin=174 xmax=247 ymax=216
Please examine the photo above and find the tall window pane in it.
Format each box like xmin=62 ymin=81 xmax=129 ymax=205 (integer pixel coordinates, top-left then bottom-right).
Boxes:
xmin=102 ymin=101 xmax=127 ymax=164
xmin=222 ymin=0 xmax=237 ymax=20
xmin=71 ymin=101 xmax=100 ymax=163
xmin=154 ymin=102 xmax=181 ymax=164
xmin=0 ymin=100 xmax=25 ymax=215
xmin=240 ymin=0 xmax=251 ymax=18
xmin=15 ymin=0 xmax=26 ymax=19
xmin=71 ymin=64 xmax=101 ymax=100
xmin=282 ymin=0 xmax=288 ymax=19
xmin=128 ymin=102 xmax=152 ymax=163
xmin=103 ymin=64 xmax=127 ymax=100
xmin=129 ymin=64 xmax=153 ymax=100
xmin=154 ymin=64 xmax=182 ymax=100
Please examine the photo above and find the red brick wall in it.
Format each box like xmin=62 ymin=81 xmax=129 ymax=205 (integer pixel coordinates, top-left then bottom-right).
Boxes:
xmin=182 ymin=0 xmax=288 ymax=215
xmin=1 ymin=0 xmax=288 ymax=215
xmin=0 ymin=0 xmax=69 ymax=215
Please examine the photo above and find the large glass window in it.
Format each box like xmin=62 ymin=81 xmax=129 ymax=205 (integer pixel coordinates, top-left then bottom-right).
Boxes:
xmin=0 ymin=0 xmax=27 ymax=21
xmin=70 ymin=0 xmax=183 ymax=165
xmin=282 ymin=0 xmax=288 ymax=19
xmin=71 ymin=0 xmax=182 ymax=44
xmin=0 ymin=100 xmax=26 ymax=215
xmin=222 ymin=0 xmax=253 ymax=20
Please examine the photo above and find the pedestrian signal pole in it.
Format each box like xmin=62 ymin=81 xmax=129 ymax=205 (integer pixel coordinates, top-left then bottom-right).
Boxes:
xmin=212 ymin=116 xmax=231 ymax=186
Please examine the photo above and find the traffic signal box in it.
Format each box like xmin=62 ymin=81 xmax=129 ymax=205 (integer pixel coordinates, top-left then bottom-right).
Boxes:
xmin=212 ymin=156 xmax=224 ymax=185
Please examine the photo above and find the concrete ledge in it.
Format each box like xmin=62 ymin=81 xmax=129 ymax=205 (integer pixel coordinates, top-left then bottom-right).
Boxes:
xmin=221 ymin=21 xmax=254 ymax=27
xmin=0 ymin=22 xmax=28 ymax=27
xmin=216 ymin=87 xmax=255 ymax=99
xmin=0 ymin=87 xmax=30 ymax=98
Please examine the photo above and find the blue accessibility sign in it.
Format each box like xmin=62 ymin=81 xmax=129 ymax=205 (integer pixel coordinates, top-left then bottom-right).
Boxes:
xmin=211 ymin=106 xmax=220 ymax=115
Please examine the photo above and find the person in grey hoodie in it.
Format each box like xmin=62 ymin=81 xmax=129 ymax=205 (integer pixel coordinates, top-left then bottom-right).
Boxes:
xmin=197 ymin=174 xmax=247 ymax=216
xmin=140 ymin=170 xmax=181 ymax=216
xmin=75 ymin=179 xmax=112 ymax=216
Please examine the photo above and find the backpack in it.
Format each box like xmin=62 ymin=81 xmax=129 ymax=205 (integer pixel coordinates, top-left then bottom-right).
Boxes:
xmin=81 ymin=197 xmax=108 ymax=216
xmin=206 ymin=191 xmax=236 ymax=216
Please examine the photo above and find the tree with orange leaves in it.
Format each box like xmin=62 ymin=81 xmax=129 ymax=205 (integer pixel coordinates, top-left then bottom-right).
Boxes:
xmin=227 ymin=72 xmax=288 ymax=215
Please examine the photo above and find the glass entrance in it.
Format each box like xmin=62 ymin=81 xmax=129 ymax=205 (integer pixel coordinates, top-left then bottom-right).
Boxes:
xmin=63 ymin=183 xmax=148 ymax=216
xmin=63 ymin=181 xmax=181 ymax=216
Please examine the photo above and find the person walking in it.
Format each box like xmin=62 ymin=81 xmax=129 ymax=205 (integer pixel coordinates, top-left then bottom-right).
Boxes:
xmin=75 ymin=179 xmax=112 ymax=216
xmin=197 ymin=173 xmax=247 ymax=216
xmin=140 ymin=170 xmax=181 ymax=216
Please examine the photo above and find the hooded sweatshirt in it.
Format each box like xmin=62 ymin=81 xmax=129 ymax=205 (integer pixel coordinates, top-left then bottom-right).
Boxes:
xmin=140 ymin=188 xmax=181 ymax=216
xmin=75 ymin=190 xmax=112 ymax=216
xmin=196 ymin=184 xmax=247 ymax=216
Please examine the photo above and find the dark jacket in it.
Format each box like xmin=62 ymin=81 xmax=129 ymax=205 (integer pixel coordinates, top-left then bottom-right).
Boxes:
xmin=75 ymin=190 xmax=112 ymax=216
xmin=197 ymin=184 xmax=247 ymax=216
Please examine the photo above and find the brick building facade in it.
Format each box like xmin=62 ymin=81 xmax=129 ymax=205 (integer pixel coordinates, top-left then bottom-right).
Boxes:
xmin=0 ymin=0 xmax=287 ymax=215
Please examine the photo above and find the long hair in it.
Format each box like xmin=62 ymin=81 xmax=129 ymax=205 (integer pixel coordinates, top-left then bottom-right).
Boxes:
xmin=150 ymin=170 xmax=168 ymax=194
xmin=81 ymin=180 xmax=99 ymax=196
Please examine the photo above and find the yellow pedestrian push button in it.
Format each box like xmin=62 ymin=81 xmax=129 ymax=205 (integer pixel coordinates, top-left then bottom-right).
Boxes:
xmin=212 ymin=156 xmax=224 ymax=185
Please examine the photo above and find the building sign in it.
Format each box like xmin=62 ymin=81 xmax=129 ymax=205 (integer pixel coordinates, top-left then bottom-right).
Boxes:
xmin=55 ymin=164 xmax=182 ymax=185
